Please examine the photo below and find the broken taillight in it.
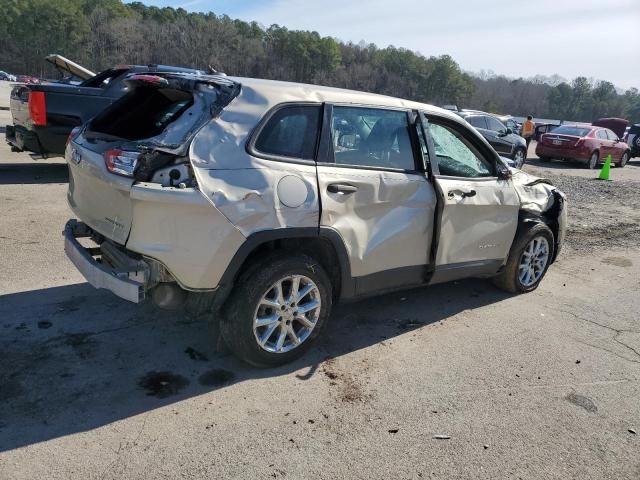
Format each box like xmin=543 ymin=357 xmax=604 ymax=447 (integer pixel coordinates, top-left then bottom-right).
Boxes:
xmin=28 ymin=91 xmax=47 ymax=126
xmin=104 ymin=149 xmax=140 ymax=177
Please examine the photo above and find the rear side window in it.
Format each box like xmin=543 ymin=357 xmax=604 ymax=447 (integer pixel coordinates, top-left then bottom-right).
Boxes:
xmin=467 ymin=116 xmax=487 ymax=129
xmin=596 ymin=130 xmax=607 ymax=140
xmin=331 ymin=106 xmax=416 ymax=170
xmin=89 ymin=87 xmax=193 ymax=140
xmin=606 ymin=129 xmax=618 ymax=141
xmin=254 ymin=105 xmax=321 ymax=160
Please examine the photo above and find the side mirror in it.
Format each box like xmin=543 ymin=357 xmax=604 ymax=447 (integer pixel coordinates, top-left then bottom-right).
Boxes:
xmin=505 ymin=128 xmax=513 ymax=135
xmin=496 ymin=163 xmax=512 ymax=179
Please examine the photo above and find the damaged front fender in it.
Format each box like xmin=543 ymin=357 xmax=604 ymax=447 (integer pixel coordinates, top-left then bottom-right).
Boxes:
xmin=511 ymin=169 xmax=568 ymax=262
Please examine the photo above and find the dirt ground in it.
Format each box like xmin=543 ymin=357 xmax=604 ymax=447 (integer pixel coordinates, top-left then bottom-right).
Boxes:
xmin=1 ymin=119 xmax=639 ymax=479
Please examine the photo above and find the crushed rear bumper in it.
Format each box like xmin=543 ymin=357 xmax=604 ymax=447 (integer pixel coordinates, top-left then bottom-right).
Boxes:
xmin=64 ymin=219 xmax=148 ymax=303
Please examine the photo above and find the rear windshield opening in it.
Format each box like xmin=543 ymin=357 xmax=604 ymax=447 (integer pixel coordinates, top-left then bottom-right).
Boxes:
xmin=89 ymin=87 xmax=193 ymax=141
xmin=550 ymin=126 xmax=591 ymax=137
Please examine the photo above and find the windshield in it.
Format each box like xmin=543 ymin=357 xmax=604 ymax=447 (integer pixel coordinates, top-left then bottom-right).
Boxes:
xmin=550 ymin=126 xmax=591 ymax=137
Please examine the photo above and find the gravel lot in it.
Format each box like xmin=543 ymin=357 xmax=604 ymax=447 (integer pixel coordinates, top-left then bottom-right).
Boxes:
xmin=1 ymin=118 xmax=639 ymax=479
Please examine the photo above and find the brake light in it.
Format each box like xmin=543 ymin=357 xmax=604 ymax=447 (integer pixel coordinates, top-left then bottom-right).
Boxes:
xmin=28 ymin=91 xmax=46 ymax=126
xmin=66 ymin=127 xmax=81 ymax=147
xmin=104 ymin=149 xmax=140 ymax=177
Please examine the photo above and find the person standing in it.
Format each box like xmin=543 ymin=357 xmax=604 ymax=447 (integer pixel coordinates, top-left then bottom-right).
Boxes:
xmin=521 ymin=115 xmax=535 ymax=153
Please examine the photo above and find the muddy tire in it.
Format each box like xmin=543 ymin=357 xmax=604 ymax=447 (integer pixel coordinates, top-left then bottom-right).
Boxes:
xmin=493 ymin=223 xmax=555 ymax=294
xmin=220 ymin=253 xmax=332 ymax=368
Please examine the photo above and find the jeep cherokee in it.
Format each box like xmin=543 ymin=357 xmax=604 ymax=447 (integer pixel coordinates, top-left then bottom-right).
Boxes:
xmin=64 ymin=72 xmax=568 ymax=367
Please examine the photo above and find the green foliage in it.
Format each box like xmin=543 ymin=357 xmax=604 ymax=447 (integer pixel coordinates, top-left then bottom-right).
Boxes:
xmin=0 ymin=0 xmax=636 ymax=122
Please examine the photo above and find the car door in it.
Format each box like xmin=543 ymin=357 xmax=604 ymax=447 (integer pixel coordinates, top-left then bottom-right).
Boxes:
xmin=485 ymin=116 xmax=513 ymax=155
xmin=421 ymin=114 xmax=520 ymax=282
xmin=596 ymin=129 xmax=612 ymax=158
xmin=606 ymin=129 xmax=624 ymax=160
xmin=316 ymin=105 xmax=437 ymax=294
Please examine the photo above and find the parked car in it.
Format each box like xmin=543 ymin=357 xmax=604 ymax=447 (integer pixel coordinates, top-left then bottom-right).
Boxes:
xmin=0 ymin=70 xmax=16 ymax=81
xmin=5 ymin=54 xmax=204 ymax=158
xmin=592 ymin=117 xmax=628 ymax=139
xmin=536 ymin=125 xmax=631 ymax=168
xmin=456 ymin=110 xmax=528 ymax=168
xmin=623 ymin=123 xmax=640 ymax=158
xmin=64 ymin=73 xmax=567 ymax=367
xmin=497 ymin=115 xmax=521 ymax=135
xmin=534 ymin=123 xmax=561 ymax=141
xmin=15 ymin=75 xmax=41 ymax=84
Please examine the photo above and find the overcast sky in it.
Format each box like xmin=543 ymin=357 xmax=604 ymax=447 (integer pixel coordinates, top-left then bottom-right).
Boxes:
xmin=134 ymin=0 xmax=640 ymax=90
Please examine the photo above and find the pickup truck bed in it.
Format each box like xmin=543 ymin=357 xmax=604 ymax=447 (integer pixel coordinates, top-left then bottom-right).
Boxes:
xmin=5 ymin=62 xmax=206 ymax=158
xmin=7 ymin=82 xmax=116 ymax=156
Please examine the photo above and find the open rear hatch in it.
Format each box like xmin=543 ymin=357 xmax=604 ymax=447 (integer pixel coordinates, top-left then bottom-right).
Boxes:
xmin=66 ymin=73 xmax=240 ymax=245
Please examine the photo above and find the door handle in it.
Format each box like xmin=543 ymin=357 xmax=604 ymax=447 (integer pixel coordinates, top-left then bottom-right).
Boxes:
xmin=447 ymin=189 xmax=476 ymax=199
xmin=327 ymin=183 xmax=358 ymax=194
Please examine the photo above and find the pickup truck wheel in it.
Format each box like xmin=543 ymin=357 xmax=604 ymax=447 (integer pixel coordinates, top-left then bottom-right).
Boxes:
xmin=221 ymin=254 xmax=332 ymax=368
xmin=493 ymin=223 xmax=554 ymax=293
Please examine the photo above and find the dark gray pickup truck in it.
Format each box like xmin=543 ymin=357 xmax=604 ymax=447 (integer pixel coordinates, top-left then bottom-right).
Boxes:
xmin=5 ymin=55 xmax=204 ymax=158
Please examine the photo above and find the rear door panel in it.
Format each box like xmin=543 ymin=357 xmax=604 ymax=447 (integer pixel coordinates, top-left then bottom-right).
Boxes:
xmin=317 ymin=167 xmax=436 ymax=277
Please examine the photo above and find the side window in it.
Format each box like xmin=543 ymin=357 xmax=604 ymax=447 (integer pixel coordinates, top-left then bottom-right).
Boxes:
xmin=467 ymin=116 xmax=487 ymax=129
xmin=428 ymin=122 xmax=493 ymax=178
xmin=606 ymin=129 xmax=618 ymax=141
xmin=254 ymin=105 xmax=321 ymax=160
xmin=596 ymin=130 xmax=607 ymax=140
xmin=331 ymin=106 xmax=416 ymax=170
xmin=486 ymin=116 xmax=506 ymax=133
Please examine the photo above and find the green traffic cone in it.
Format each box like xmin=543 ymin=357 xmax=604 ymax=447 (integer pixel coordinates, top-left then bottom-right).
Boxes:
xmin=598 ymin=154 xmax=612 ymax=180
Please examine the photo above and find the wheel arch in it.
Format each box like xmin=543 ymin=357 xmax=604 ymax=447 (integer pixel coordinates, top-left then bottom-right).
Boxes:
xmin=213 ymin=227 xmax=353 ymax=311
xmin=517 ymin=189 xmax=566 ymax=264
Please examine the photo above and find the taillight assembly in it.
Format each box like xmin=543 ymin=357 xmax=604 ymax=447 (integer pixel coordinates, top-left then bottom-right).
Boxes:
xmin=66 ymin=127 xmax=81 ymax=147
xmin=104 ymin=149 xmax=140 ymax=177
xmin=574 ymin=138 xmax=585 ymax=148
xmin=28 ymin=91 xmax=47 ymax=126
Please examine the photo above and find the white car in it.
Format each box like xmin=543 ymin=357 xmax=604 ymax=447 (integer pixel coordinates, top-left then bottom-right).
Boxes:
xmin=64 ymin=73 xmax=568 ymax=367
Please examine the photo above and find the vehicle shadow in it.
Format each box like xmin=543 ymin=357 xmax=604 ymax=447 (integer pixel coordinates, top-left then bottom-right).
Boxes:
xmin=0 ymin=279 xmax=511 ymax=452
xmin=0 ymin=162 xmax=68 ymax=184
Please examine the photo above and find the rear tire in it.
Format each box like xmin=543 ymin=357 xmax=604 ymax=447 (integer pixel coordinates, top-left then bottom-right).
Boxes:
xmin=221 ymin=253 xmax=332 ymax=368
xmin=617 ymin=152 xmax=629 ymax=168
xmin=587 ymin=151 xmax=599 ymax=169
xmin=493 ymin=223 xmax=555 ymax=294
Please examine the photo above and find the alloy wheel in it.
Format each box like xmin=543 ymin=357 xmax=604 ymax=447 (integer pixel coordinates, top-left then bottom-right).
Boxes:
xmin=253 ymin=275 xmax=321 ymax=353
xmin=514 ymin=149 xmax=525 ymax=169
xmin=518 ymin=236 xmax=550 ymax=288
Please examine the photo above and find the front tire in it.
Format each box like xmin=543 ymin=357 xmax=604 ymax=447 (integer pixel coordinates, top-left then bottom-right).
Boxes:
xmin=221 ymin=254 xmax=332 ymax=367
xmin=493 ymin=223 xmax=554 ymax=293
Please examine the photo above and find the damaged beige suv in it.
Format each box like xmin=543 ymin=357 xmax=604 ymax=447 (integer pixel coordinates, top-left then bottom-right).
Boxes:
xmin=64 ymin=73 xmax=567 ymax=367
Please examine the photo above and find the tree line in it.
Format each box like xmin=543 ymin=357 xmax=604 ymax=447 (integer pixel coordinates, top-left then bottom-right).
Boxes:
xmin=1 ymin=0 xmax=639 ymax=123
